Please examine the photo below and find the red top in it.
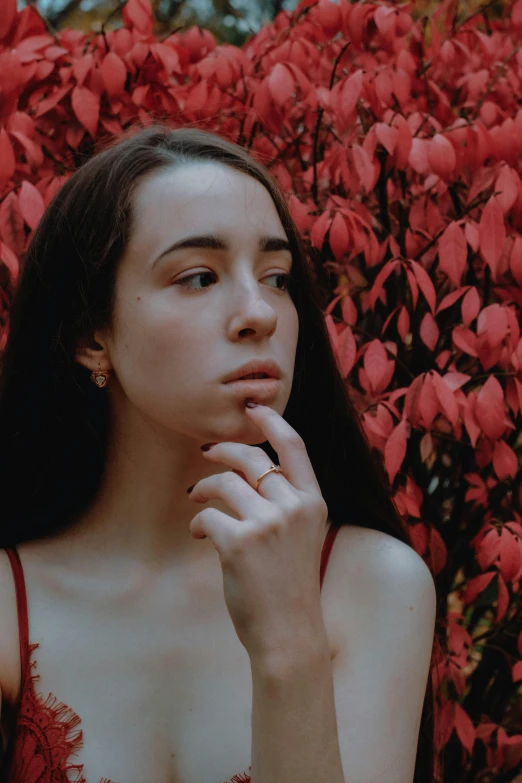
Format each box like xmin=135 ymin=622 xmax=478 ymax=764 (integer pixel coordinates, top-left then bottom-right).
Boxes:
xmin=1 ymin=523 xmax=341 ymax=783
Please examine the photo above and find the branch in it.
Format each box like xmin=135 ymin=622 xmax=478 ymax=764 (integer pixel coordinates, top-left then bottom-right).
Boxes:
xmin=414 ymin=190 xmax=492 ymax=262
xmin=311 ymin=42 xmax=351 ymax=205
xmin=472 ymin=43 xmax=520 ymax=120
xmin=47 ymin=0 xmax=84 ymax=28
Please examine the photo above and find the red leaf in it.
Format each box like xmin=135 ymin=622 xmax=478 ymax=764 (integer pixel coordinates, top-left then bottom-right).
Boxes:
xmin=479 ymin=197 xmax=506 ymax=281
xmin=363 ymin=339 xmax=390 ymax=394
xmin=408 ymin=139 xmax=430 ymax=174
xmin=495 ymin=165 xmax=520 ymax=214
xmin=498 ymin=527 xmax=522 ymax=582
xmin=13 ymin=34 xmax=52 ymax=59
xmin=513 ymin=661 xmax=522 ymax=682
xmin=464 ymin=220 xmax=479 ymax=252
xmin=475 ymin=375 xmax=506 ymax=441
xmin=316 ymin=0 xmax=342 ymax=36
xmin=0 ymin=192 xmax=24 ymax=256
xmin=405 ymin=267 xmax=419 ymax=309
xmin=71 ymin=85 xmax=99 ymax=138
xmin=72 ymin=52 xmax=94 ymax=86
xmin=122 ymin=0 xmax=154 ymax=35
xmin=432 ymin=373 xmax=459 ymax=428
xmin=384 ymin=418 xmax=409 ymax=485
xmin=0 ymin=0 xmax=17 ymax=42
xmin=0 ymin=241 xmax=19 ymax=283
xmin=375 ymin=122 xmax=399 ymax=155
xmin=311 ymin=211 xmax=331 ymax=251
xmin=461 ymin=572 xmax=495 ymax=605
xmin=514 ymin=0 xmax=522 ymax=28
xmin=392 ymin=68 xmax=411 ymax=108
xmin=34 ymin=85 xmax=73 ymax=118
xmin=510 ymin=235 xmax=522 ymax=286
xmin=152 ymin=42 xmax=181 ymax=77
xmin=493 ymin=440 xmax=518 ymax=482
xmin=437 ymin=286 xmax=469 ymax=313
xmin=461 ymin=287 xmax=480 ymax=327
xmin=454 ymin=703 xmax=476 ymax=755
xmin=329 ymin=212 xmax=350 ymax=262
xmin=409 ymin=522 xmax=429 ymax=556
xmin=477 ymin=303 xmax=509 ymax=350
xmin=10 ymin=129 xmax=41 ymax=168
xmin=443 ymin=372 xmax=472 ymax=392
xmin=408 ymin=260 xmax=437 ymax=315
xmin=324 ymin=314 xmax=338 ymax=352
xmin=440 ymin=40 xmax=455 ymax=64
xmin=419 ymin=311 xmax=438 ymax=350
xmin=66 ymin=123 xmax=86 ymax=150
xmin=428 ymin=526 xmax=447 ymax=575
xmin=428 ymin=134 xmax=457 ymax=180
xmin=100 ymin=52 xmax=127 ymax=98
xmin=338 ymin=70 xmax=363 ymax=123
xmin=374 ymin=5 xmax=396 ymax=37
xmin=392 ymin=114 xmax=412 ymax=169
xmin=397 ymin=305 xmax=410 ymax=342
xmin=344 ymin=2 xmax=373 ymax=44
xmin=44 ymin=45 xmax=68 ymax=61
xmin=268 ymin=63 xmax=295 ymax=106
xmin=337 ymin=325 xmax=357 ymax=378
xmin=0 ymin=130 xmax=16 ymax=186
xmin=184 ymin=79 xmax=208 ymax=115
xmin=438 ymin=221 xmax=467 ymax=287
xmin=452 ymin=325 xmax=478 ymax=357
xmin=352 ymin=144 xmax=376 ymax=192
xmin=18 ymin=180 xmax=44 ymax=230
xmin=374 ymin=68 xmax=393 ymax=106
xmin=368 ymin=258 xmax=400 ymax=309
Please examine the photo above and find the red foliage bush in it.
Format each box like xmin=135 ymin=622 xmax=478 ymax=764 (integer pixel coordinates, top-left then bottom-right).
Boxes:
xmin=0 ymin=0 xmax=522 ymax=779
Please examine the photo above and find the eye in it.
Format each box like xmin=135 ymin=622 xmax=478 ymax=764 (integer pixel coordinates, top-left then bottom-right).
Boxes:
xmin=173 ymin=272 xmax=291 ymax=292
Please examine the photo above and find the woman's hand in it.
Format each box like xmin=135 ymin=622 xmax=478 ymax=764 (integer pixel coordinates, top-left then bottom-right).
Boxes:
xmin=188 ymin=402 xmax=330 ymax=667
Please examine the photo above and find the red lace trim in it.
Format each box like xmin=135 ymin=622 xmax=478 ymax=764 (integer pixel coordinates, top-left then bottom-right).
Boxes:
xmin=224 ymin=772 xmax=251 ymax=783
xmin=7 ymin=640 xmax=118 ymax=783
xmin=8 ymin=640 xmax=251 ymax=783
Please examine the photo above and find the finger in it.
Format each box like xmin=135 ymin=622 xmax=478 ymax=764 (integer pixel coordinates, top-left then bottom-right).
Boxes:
xmin=189 ymin=471 xmax=270 ymax=519
xmin=201 ymin=442 xmax=295 ymax=501
xmin=189 ymin=507 xmax=239 ymax=546
xmin=243 ymin=404 xmax=320 ymax=493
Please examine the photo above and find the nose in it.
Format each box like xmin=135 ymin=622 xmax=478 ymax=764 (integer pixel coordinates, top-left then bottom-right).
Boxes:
xmin=227 ymin=280 xmax=278 ymax=338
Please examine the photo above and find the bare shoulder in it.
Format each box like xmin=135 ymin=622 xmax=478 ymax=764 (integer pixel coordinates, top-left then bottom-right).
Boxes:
xmin=322 ymin=523 xmax=437 ymax=655
xmin=0 ymin=548 xmax=22 ymax=708
xmin=326 ymin=521 xmax=435 ymax=591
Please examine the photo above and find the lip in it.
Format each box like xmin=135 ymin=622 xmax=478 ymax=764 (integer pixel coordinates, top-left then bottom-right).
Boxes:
xmin=223 ymin=359 xmax=282 ymax=384
xmin=224 ymin=378 xmax=280 ymax=397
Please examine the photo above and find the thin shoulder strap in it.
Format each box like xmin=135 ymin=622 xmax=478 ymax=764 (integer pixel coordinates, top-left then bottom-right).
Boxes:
xmin=320 ymin=523 xmax=341 ymax=591
xmin=3 ymin=547 xmax=29 ymax=689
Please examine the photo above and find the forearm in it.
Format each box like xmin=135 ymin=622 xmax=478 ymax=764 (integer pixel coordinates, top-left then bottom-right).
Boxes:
xmin=249 ymin=637 xmax=345 ymax=783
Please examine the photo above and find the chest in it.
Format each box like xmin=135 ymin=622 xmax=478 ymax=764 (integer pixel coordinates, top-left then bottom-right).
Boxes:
xmin=1 ymin=545 xmax=342 ymax=783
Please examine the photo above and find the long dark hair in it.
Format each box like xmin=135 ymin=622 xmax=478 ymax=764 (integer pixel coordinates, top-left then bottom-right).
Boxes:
xmin=0 ymin=122 xmax=446 ymax=782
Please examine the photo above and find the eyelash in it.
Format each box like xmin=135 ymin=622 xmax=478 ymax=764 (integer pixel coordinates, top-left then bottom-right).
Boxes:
xmin=173 ymin=271 xmax=291 ymax=293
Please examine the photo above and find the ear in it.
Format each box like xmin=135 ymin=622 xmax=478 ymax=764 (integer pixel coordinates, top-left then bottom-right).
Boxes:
xmin=74 ymin=335 xmax=111 ymax=375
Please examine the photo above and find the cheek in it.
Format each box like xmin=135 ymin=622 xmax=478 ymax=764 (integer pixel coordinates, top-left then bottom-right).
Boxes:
xmin=115 ymin=299 xmax=212 ymax=382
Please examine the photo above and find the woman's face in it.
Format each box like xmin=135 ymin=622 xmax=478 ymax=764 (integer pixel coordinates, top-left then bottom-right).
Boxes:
xmin=90 ymin=161 xmax=299 ymax=447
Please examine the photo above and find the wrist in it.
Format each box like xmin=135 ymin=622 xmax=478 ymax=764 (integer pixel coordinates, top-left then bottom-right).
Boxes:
xmin=249 ymin=629 xmax=332 ymax=681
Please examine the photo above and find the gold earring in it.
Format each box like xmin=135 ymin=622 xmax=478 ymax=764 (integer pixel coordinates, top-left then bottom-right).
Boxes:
xmin=90 ymin=362 xmax=110 ymax=388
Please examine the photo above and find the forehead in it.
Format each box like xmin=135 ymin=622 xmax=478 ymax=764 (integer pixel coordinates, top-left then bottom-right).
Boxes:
xmin=130 ymin=162 xmax=283 ymax=247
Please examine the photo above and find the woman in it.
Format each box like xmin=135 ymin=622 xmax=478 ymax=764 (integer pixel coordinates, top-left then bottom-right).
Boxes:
xmin=0 ymin=123 xmax=444 ymax=783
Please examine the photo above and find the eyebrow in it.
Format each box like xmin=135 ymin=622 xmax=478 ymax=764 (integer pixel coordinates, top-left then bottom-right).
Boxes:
xmin=150 ymin=233 xmax=292 ymax=269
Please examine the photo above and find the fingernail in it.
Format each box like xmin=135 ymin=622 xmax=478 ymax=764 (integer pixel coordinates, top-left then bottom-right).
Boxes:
xmin=187 ymin=484 xmax=195 ymax=494
xmin=200 ymin=443 xmax=217 ymax=451
xmin=246 ymin=401 xmax=260 ymax=408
